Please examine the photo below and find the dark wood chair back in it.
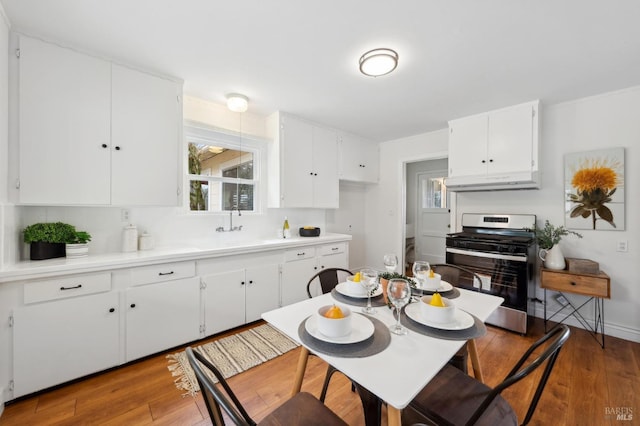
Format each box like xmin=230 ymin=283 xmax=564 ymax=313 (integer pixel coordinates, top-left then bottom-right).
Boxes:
xmin=306 ymin=267 xmax=353 ymax=298
xmin=403 ymin=324 xmax=571 ymax=426
xmin=430 ymin=263 xmax=483 ymax=289
xmin=186 ymin=347 xmax=348 ymax=426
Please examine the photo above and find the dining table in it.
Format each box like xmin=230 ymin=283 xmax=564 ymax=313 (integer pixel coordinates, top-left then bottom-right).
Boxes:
xmin=262 ymin=285 xmax=504 ymax=426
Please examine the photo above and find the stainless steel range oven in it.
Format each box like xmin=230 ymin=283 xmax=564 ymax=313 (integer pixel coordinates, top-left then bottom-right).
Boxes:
xmin=446 ymin=213 xmax=536 ymax=334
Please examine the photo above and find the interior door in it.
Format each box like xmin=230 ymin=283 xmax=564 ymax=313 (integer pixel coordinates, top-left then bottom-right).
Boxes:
xmin=416 ymin=171 xmax=450 ymax=265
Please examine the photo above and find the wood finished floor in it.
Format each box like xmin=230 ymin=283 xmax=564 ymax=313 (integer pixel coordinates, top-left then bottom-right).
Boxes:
xmin=1 ymin=317 xmax=638 ymax=425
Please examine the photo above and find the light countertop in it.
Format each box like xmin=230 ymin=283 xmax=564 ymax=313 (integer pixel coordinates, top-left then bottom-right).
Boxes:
xmin=0 ymin=233 xmax=352 ymax=283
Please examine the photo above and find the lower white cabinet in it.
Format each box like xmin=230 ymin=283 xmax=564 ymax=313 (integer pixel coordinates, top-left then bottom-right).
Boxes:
xmin=125 ymin=277 xmax=200 ymax=361
xmin=201 ymin=264 xmax=280 ymax=336
xmin=12 ymin=291 xmax=120 ymax=397
xmin=281 ymin=243 xmax=348 ymax=306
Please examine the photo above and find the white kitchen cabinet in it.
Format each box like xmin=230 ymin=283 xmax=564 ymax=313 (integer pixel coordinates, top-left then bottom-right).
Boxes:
xmin=201 ymin=264 xmax=280 ymax=336
xmin=15 ymin=35 xmax=182 ymax=206
xmin=281 ymin=242 xmax=348 ymax=306
xmin=338 ymin=133 xmax=379 ymax=183
xmin=111 ymin=64 xmax=181 ymax=206
xmin=266 ymin=112 xmax=339 ymax=208
xmin=12 ymin=276 xmax=119 ymax=397
xmin=446 ymin=100 xmax=539 ymax=191
xmin=125 ymin=277 xmax=200 ymax=361
xmin=17 ymin=34 xmax=112 ymax=204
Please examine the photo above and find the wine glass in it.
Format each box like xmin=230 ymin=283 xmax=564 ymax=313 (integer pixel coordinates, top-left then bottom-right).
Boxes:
xmin=412 ymin=260 xmax=431 ymax=301
xmin=360 ymin=268 xmax=379 ymax=315
xmin=387 ymin=278 xmax=411 ymax=335
xmin=412 ymin=260 xmax=431 ymax=289
xmin=383 ymin=254 xmax=398 ymax=273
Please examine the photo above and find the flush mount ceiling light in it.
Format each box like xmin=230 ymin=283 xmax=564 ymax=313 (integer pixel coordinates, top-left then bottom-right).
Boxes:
xmin=359 ymin=48 xmax=398 ymax=77
xmin=226 ymin=93 xmax=249 ymax=112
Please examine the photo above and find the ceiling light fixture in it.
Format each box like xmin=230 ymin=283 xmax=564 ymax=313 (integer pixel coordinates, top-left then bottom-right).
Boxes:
xmin=359 ymin=48 xmax=398 ymax=77
xmin=226 ymin=93 xmax=249 ymax=112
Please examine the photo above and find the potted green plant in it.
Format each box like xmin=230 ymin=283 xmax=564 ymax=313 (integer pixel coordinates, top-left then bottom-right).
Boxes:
xmin=65 ymin=230 xmax=92 ymax=258
xmin=23 ymin=222 xmax=76 ymax=260
xmin=533 ymin=220 xmax=582 ymax=270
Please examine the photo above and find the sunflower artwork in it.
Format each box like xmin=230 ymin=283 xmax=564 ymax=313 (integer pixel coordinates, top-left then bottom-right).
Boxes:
xmin=565 ymin=148 xmax=625 ymax=230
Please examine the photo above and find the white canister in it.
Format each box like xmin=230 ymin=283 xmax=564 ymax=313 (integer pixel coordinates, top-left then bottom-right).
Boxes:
xmin=138 ymin=232 xmax=154 ymax=251
xmin=122 ymin=224 xmax=138 ymax=252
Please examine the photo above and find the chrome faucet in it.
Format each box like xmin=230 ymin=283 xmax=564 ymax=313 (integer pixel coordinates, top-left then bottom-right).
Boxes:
xmin=216 ymin=206 xmax=243 ymax=232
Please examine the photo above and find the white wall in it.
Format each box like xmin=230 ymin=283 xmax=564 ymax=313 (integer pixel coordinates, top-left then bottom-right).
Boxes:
xmin=364 ymin=130 xmax=448 ymax=270
xmin=366 ymin=87 xmax=640 ymax=342
xmin=326 ymin=181 xmax=367 ymax=270
xmin=0 ymin=7 xmax=11 ymax=273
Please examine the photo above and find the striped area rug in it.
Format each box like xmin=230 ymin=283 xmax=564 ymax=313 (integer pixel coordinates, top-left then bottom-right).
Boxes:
xmin=167 ymin=323 xmax=299 ymax=396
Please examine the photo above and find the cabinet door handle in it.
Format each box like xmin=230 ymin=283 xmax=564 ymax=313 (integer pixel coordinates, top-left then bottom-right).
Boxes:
xmin=297 ymin=252 xmax=306 ymax=256
xmin=309 ymin=172 xmax=313 ymax=176
xmin=115 ymin=146 xmax=121 ymax=151
xmin=60 ymin=284 xmax=82 ymax=291
xmin=101 ymin=143 xmax=108 ymax=148
xmin=489 ymin=159 xmax=494 ymax=163
xmin=241 ymin=281 xmax=245 ymax=285
xmin=314 ymin=173 xmax=318 ymax=176
xmin=331 ymin=247 xmax=339 ymax=251
xmin=158 ymin=271 xmax=175 ymax=276
xmin=109 ymin=308 xmax=116 ymax=313
xmin=130 ymin=303 xmax=136 ymax=308
xmin=249 ymin=280 xmax=253 ymax=284
xmin=481 ymin=160 xmax=486 ymax=163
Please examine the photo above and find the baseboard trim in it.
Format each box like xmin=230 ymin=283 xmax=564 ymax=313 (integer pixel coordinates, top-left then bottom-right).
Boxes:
xmin=533 ymin=306 xmax=640 ymax=343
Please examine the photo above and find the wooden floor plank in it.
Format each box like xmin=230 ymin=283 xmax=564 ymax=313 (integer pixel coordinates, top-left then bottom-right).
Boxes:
xmin=1 ymin=318 xmax=639 ymax=426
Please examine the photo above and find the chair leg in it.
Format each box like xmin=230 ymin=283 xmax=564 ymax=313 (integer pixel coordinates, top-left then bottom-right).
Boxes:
xmin=468 ymin=339 xmax=484 ymax=383
xmin=319 ymin=364 xmax=339 ymax=402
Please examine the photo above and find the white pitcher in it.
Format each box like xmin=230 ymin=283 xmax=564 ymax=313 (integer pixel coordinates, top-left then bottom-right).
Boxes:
xmin=539 ymin=245 xmax=565 ymax=270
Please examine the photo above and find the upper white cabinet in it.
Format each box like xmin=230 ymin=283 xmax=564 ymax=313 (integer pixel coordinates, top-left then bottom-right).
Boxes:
xmin=267 ymin=112 xmax=339 ymax=208
xmin=15 ymin=35 xmax=182 ymax=205
xmin=338 ymin=133 xmax=379 ymax=183
xmin=111 ymin=64 xmax=181 ymax=205
xmin=445 ymin=100 xmax=540 ymax=191
xmin=18 ymin=35 xmax=112 ymax=205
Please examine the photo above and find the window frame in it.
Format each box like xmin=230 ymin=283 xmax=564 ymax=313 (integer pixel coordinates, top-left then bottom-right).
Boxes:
xmin=184 ymin=121 xmax=266 ymax=215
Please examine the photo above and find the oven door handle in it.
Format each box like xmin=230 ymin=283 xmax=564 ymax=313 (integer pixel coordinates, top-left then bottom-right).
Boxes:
xmin=446 ymin=247 xmax=528 ymax=262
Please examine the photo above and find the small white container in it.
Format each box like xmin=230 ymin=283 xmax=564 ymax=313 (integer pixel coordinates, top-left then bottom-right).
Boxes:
xmin=420 ymin=295 xmax=456 ymax=324
xmin=138 ymin=233 xmax=154 ymax=250
xmin=344 ymin=276 xmax=367 ymax=296
xmin=316 ymin=305 xmax=352 ymax=337
xmin=423 ymin=273 xmax=442 ymax=291
xmin=122 ymin=224 xmax=138 ymax=253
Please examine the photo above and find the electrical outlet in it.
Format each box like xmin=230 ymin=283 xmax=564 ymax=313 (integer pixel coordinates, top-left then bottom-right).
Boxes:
xmin=555 ymin=294 xmax=569 ymax=307
xmin=121 ymin=209 xmax=130 ymax=222
xmin=617 ymin=240 xmax=628 ymax=252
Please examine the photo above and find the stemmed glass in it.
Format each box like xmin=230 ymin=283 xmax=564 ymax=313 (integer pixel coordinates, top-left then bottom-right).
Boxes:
xmin=360 ymin=268 xmax=379 ymax=315
xmin=412 ymin=260 xmax=431 ymax=300
xmin=383 ymin=254 xmax=398 ymax=273
xmin=387 ymin=278 xmax=411 ymax=335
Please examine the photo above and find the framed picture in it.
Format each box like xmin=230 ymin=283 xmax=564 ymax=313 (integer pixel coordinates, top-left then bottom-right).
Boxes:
xmin=564 ymin=147 xmax=625 ymax=230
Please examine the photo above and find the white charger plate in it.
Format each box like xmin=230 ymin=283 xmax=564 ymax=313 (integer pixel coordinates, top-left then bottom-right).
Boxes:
xmin=416 ymin=280 xmax=453 ymax=293
xmin=335 ymin=282 xmax=383 ymax=299
xmin=305 ymin=313 xmax=375 ymax=344
xmin=405 ymin=302 xmax=474 ymax=330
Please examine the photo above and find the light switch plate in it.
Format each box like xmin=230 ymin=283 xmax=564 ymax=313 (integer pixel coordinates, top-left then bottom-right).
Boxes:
xmin=617 ymin=240 xmax=628 ymax=252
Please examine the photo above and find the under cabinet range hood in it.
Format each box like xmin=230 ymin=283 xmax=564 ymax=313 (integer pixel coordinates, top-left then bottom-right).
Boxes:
xmin=444 ymin=170 xmax=539 ymax=192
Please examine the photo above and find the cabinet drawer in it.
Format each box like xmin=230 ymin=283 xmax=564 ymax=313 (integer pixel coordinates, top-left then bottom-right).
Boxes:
xmin=24 ymin=272 xmax=112 ymax=304
xmin=541 ymin=270 xmax=610 ymax=298
xmin=318 ymin=243 xmax=346 ymax=256
xmin=130 ymin=261 xmax=195 ymax=286
xmin=284 ymin=247 xmax=316 ymax=262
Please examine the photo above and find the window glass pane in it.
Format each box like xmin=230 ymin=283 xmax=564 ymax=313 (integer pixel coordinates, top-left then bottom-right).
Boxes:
xmin=421 ymin=177 xmax=447 ymax=209
xmin=189 ymin=143 xmax=253 ymax=179
xmin=189 ymin=180 xmax=208 ymax=211
xmin=222 ymin=183 xmax=254 ymax=211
